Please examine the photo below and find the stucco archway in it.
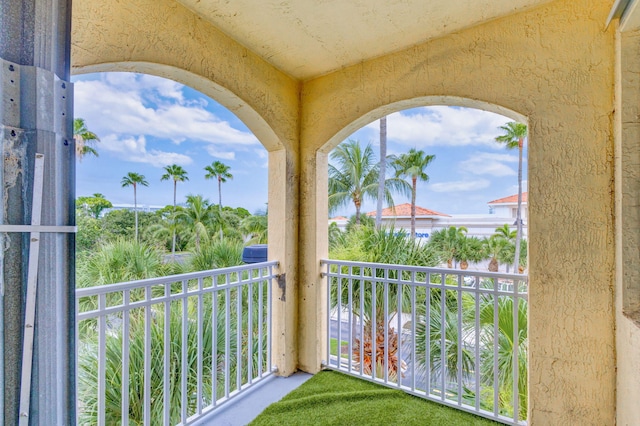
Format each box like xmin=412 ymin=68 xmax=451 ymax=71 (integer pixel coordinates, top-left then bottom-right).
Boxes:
xmin=73 ymin=62 xmax=284 ymax=153
xmin=72 ymin=0 xmax=303 ymax=372
xmin=297 ymin=3 xmax=615 ymax=424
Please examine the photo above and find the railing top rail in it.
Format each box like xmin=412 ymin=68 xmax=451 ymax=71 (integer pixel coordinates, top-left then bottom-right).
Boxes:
xmin=76 ymin=260 xmax=279 ymax=298
xmin=320 ymin=258 xmax=528 ymax=282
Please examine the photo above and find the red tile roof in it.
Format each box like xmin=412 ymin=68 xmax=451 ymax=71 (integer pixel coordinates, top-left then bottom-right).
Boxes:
xmin=329 ymin=216 xmax=348 ymax=221
xmin=366 ymin=203 xmax=450 ymax=217
xmin=488 ymin=192 xmax=528 ymax=204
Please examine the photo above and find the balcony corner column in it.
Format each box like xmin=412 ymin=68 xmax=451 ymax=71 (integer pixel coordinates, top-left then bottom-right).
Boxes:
xmin=268 ymin=148 xmax=299 ymax=376
xmin=297 ymin=146 xmax=328 ymax=373
xmin=0 ymin=0 xmax=75 ymax=425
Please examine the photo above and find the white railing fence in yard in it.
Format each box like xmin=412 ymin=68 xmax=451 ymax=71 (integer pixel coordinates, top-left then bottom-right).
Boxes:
xmin=76 ymin=261 xmax=277 ymax=426
xmin=322 ymin=259 xmax=528 ymax=426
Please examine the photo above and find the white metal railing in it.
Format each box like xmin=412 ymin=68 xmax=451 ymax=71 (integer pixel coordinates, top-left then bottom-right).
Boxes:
xmin=321 ymin=259 xmax=528 ymax=426
xmin=76 ymin=261 xmax=277 ymax=426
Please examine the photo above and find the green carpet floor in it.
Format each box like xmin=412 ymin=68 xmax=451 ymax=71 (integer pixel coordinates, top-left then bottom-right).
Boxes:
xmin=250 ymin=370 xmax=501 ymax=426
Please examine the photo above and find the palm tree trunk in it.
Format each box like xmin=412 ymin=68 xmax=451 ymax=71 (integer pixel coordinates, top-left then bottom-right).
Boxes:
xmin=171 ymin=180 xmax=177 ymax=260
xmin=488 ymin=257 xmax=498 ymax=272
xmin=218 ymin=177 xmax=222 ymax=210
xmin=218 ymin=177 xmax=224 ymax=239
xmin=355 ymin=199 xmax=361 ymax=225
xmin=410 ymin=177 xmax=417 ymax=239
xmin=375 ymin=116 xmax=387 ymax=230
xmin=513 ymin=138 xmax=523 ymax=273
xmin=134 ymin=184 xmax=138 ymax=242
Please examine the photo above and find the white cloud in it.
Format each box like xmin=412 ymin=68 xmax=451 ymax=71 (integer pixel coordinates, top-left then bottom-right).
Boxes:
xmin=205 ymin=147 xmax=236 ymax=160
xmin=458 ymin=152 xmax=519 ymax=177
xmin=430 ymin=179 xmax=491 ymax=193
xmin=74 ymin=74 xmax=258 ymax=147
xmin=100 ymin=134 xmax=193 ymax=167
xmin=365 ymin=106 xmax=512 ymax=148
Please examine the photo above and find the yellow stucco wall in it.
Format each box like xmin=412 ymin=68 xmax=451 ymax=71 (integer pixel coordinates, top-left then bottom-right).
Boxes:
xmin=72 ymin=0 xmax=620 ymax=423
xmin=72 ymin=0 xmax=302 ymax=375
xmin=615 ymin=28 xmax=640 ymax=426
xmin=300 ymin=0 xmax=616 ymax=424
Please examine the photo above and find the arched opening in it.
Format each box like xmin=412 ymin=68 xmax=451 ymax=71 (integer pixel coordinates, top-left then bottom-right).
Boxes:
xmin=72 ymin=70 xmax=270 ymax=258
xmin=70 ymin=66 xmax=297 ymax=423
xmin=318 ymin=99 xmax=530 ymax=422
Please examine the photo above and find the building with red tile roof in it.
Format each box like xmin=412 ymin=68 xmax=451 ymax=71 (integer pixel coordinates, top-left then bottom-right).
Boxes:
xmin=488 ymin=192 xmax=528 ymax=205
xmin=365 ymin=203 xmax=450 ymax=218
xmin=330 ymin=195 xmax=528 ymax=241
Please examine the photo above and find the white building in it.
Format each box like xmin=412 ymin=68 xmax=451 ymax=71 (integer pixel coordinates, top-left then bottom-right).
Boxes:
xmin=487 ymin=192 xmax=528 ymax=222
xmin=329 ymin=193 xmax=528 ymax=240
xmin=107 ymin=203 xmax=166 ymax=214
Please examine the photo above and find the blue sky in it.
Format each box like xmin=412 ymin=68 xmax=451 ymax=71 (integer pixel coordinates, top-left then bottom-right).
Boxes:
xmin=73 ymin=72 xmax=527 ymax=215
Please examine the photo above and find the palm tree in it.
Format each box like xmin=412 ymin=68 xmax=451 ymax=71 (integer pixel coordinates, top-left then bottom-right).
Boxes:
xmin=483 ymin=235 xmax=509 ymax=272
xmin=240 ymin=214 xmax=268 ymax=244
xmin=161 ymin=164 xmax=189 ymax=259
xmin=495 ymin=122 xmax=528 ymax=273
xmin=390 ymin=148 xmax=436 ymax=239
xmin=74 ymin=118 xmax=100 ymax=160
xmin=204 ymin=161 xmax=233 ymax=210
xmin=429 ymin=226 xmax=468 ymax=268
xmin=476 ymin=295 xmax=528 ymax=420
xmin=328 ymin=140 xmax=409 ymax=225
xmin=455 ymin=236 xmax=486 ymax=270
xmin=375 ymin=116 xmax=387 ymax=230
xmin=494 ymin=224 xmax=516 ymax=242
xmin=175 ymin=194 xmax=213 ymax=251
xmin=413 ymin=291 xmax=476 ymax=385
xmin=121 ymin=172 xmax=149 ymax=241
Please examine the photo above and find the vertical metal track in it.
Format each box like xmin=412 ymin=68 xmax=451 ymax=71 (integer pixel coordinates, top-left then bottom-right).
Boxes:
xmin=17 ymin=153 xmax=44 ymax=425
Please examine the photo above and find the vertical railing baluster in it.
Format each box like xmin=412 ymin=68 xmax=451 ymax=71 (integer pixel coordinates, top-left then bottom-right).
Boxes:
xmin=336 ymin=267 xmax=342 ymax=370
xmin=258 ymin=270 xmax=264 ymax=377
xmin=163 ymin=283 xmax=170 ymax=426
xmin=475 ymin=285 xmax=481 ymax=412
xmin=225 ymin=276 xmax=231 ymax=398
xmin=325 ymin=262 xmax=331 ymax=367
xmin=411 ymin=278 xmax=416 ymax=393
xmin=236 ymin=276 xmax=243 ymax=391
xmin=181 ymin=280 xmax=188 ymax=423
xmin=493 ymin=285 xmax=499 ymax=417
xmin=371 ymin=270 xmax=377 ymax=381
xmin=98 ymin=293 xmax=106 ymax=426
xmin=122 ymin=290 xmax=130 ymax=426
xmin=383 ymin=269 xmax=389 ymax=383
xmin=144 ymin=286 xmax=151 ymax=425
xmin=267 ymin=266 xmax=273 ymax=373
xmin=426 ymin=273 xmax=431 ymax=397
xmin=248 ymin=279 xmax=254 ymax=384
xmin=457 ymin=273 xmax=463 ymax=406
xmin=197 ymin=277 xmax=203 ymax=416
xmin=359 ymin=264 xmax=365 ymax=377
xmin=513 ymin=283 xmax=520 ymax=423
xmin=396 ymin=270 xmax=402 ymax=389
xmin=348 ymin=268 xmax=353 ymax=372
xmin=440 ymin=272 xmax=446 ymax=402
xmin=212 ymin=276 xmax=218 ymax=408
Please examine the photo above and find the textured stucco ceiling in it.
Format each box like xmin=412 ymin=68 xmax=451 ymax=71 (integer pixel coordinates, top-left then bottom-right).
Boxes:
xmin=175 ymin=0 xmax=554 ymax=80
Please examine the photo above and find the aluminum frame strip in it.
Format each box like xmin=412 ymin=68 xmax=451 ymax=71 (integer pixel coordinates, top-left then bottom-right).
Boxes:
xmin=18 ymin=153 xmax=45 ymax=425
xmin=0 ymin=225 xmax=76 ymax=233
